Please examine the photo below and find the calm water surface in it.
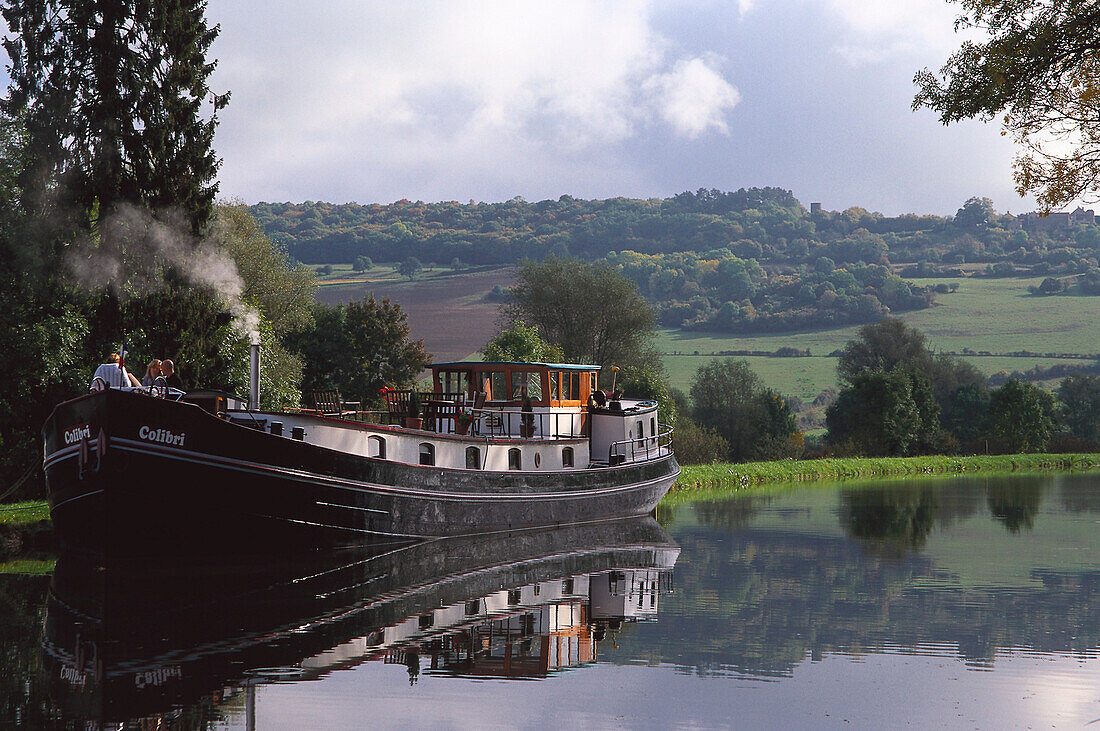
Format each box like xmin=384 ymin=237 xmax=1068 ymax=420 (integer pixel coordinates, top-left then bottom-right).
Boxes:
xmin=3 ymin=473 xmax=1099 ymax=729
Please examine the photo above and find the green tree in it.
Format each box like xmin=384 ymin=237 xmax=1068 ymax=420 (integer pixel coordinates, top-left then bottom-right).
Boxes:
xmin=671 ymin=419 xmax=730 ymax=465
xmin=837 ymin=318 xmax=935 ymax=386
xmin=354 ymin=255 xmax=373 ymax=272
xmin=941 ymin=382 xmax=992 ymax=447
xmin=913 ymin=0 xmax=1100 ymax=212
xmin=2 ymin=0 xmax=228 ymax=233
xmin=286 ymin=296 xmax=430 ymax=405
xmin=953 ymin=196 xmax=997 ymax=229
xmin=482 ymin=321 xmax=564 ymax=363
xmin=983 ymin=378 xmax=1056 ymax=453
xmin=826 ymin=368 xmax=941 ymax=456
xmin=1056 ymin=374 xmax=1100 ymax=444
xmin=506 ymin=257 xmax=656 ymax=378
xmin=690 ymin=358 xmax=801 ymax=462
xmin=398 ymin=256 xmax=423 ymax=279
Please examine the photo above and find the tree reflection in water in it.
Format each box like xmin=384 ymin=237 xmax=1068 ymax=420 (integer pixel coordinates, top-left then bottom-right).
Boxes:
xmin=631 ymin=475 xmax=1100 ymax=678
xmin=840 ymin=484 xmax=942 ymax=552
xmin=986 ymin=479 xmax=1044 ymax=533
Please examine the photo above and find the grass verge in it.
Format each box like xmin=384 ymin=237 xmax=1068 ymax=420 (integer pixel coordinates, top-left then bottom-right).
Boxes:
xmin=673 ymin=453 xmax=1100 ymax=493
xmin=0 ymin=500 xmax=50 ymax=526
xmin=0 ymin=558 xmax=56 ymax=575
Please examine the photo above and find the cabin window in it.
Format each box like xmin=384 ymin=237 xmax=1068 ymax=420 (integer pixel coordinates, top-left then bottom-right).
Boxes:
xmin=419 ymin=613 xmax=433 ymax=629
xmin=465 ymin=600 xmax=480 ymax=616
xmin=527 ymin=372 xmax=542 ymax=400
xmin=550 ymin=372 xmax=560 ymax=400
xmin=636 ymin=421 xmax=644 ymax=442
xmin=651 ymin=417 xmax=656 ymax=439
xmin=590 ymin=372 xmax=597 ymax=393
xmin=570 ymin=372 xmax=580 ymax=400
xmin=508 ymin=589 xmax=521 ymax=605
xmin=368 ymin=435 xmax=386 ymax=459
xmin=419 ymin=443 xmax=434 ymax=466
xmin=508 ymin=448 xmax=522 ymax=470
xmin=440 ymin=370 xmax=469 ymax=395
xmin=489 ymin=371 xmax=506 ymax=401
xmin=465 ymin=446 xmax=480 ymax=470
xmin=509 ymin=371 xmax=541 ymax=401
xmin=562 ymin=446 xmax=574 ymax=467
xmin=562 ymin=578 xmax=575 ymax=594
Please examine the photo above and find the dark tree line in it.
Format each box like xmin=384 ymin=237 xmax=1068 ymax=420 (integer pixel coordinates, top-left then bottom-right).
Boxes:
xmin=825 ymin=319 xmax=1100 ymax=456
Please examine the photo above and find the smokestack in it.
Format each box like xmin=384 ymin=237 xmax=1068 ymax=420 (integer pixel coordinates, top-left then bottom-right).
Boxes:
xmin=249 ymin=343 xmax=261 ymax=411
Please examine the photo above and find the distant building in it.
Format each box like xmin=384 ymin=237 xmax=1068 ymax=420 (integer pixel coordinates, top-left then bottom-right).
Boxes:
xmin=1071 ymin=206 xmax=1096 ymax=225
xmin=1016 ymin=207 xmax=1096 ymax=232
xmin=810 ymin=202 xmax=822 ymax=214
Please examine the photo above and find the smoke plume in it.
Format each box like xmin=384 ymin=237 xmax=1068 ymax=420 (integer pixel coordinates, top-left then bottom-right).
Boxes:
xmin=65 ymin=203 xmax=262 ymax=344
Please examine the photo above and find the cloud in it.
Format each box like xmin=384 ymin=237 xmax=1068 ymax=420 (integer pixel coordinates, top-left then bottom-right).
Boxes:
xmin=811 ymin=0 xmax=964 ymax=65
xmin=208 ymin=0 xmax=740 ymax=201
xmin=646 ymin=57 xmax=741 ymax=138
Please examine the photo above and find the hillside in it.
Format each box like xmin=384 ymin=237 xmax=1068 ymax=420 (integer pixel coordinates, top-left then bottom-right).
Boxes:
xmin=252 ymin=189 xmax=1099 ymax=337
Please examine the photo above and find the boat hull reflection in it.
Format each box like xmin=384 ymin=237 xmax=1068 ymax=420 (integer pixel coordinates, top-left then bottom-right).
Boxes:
xmin=41 ymin=517 xmax=678 ymax=724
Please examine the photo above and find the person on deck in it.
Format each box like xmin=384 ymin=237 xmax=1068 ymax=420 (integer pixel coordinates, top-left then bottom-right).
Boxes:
xmin=90 ymin=353 xmax=141 ymax=389
xmin=160 ymin=359 xmax=185 ymax=390
xmin=142 ymin=359 xmax=162 ymax=386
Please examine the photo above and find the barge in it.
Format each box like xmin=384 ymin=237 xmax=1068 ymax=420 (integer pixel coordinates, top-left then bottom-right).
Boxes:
xmin=42 ymin=357 xmax=678 ymax=551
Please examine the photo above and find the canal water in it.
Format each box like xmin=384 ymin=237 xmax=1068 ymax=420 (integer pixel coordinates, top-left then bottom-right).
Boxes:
xmin=2 ymin=473 xmax=1098 ymax=729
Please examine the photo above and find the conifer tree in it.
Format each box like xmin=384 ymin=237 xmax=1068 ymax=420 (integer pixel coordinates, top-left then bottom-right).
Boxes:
xmin=1 ymin=0 xmax=228 ymax=234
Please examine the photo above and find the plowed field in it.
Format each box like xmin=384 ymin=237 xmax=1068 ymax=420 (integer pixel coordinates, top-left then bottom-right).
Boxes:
xmin=316 ymin=268 xmax=515 ymax=363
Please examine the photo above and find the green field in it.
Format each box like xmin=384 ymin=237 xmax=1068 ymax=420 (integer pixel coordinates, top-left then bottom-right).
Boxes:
xmin=312 ymin=262 xmax=503 ymax=289
xmin=659 ymin=276 xmax=1100 ymax=397
xmin=312 ymin=262 xmax=405 ymax=286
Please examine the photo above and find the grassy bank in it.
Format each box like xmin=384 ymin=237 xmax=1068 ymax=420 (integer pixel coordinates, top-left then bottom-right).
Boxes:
xmin=673 ymin=453 xmax=1100 ymax=493
xmin=0 ymin=500 xmax=49 ymax=526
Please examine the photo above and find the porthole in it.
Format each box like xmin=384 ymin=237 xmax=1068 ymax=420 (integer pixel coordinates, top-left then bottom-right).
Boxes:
xmin=368 ymin=435 xmax=386 ymax=459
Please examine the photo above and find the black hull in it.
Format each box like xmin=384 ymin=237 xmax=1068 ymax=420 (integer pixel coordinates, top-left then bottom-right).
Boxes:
xmin=42 ymin=518 xmax=679 ymax=723
xmin=43 ymin=390 xmax=680 ymax=552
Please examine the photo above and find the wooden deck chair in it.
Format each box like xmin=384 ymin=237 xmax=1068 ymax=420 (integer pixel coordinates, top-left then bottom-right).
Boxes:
xmin=309 ymin=389 xmax=361 ymax=418
xmin=468 ymin=391 xmax=488 ymax=435
xmin=384 ymin=389 xmax=414 ymax=424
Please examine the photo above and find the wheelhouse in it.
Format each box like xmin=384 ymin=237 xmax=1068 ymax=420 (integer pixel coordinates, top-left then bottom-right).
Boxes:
xmin=431 ymin=361 xmax=600 ymax=407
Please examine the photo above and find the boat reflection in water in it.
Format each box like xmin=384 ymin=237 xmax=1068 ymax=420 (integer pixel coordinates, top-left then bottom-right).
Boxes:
xmin=41 ymin=517 xmax=678 ymax=725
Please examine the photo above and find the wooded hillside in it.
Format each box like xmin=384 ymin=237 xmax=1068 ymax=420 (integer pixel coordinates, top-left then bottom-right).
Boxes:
xmin=251 ymin=189 xmax=1100 ymax=334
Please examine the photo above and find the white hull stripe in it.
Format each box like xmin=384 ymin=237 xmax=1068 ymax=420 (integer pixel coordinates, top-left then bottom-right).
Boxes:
xmin=71 ymin=438 xmax=680 ymax=503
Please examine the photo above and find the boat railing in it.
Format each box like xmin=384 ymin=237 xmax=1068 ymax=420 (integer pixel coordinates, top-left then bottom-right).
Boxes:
xmin=606 ymin=422 xmax=674 ymax=465
xmin=463 ymin=406 xmax=588 ymax=441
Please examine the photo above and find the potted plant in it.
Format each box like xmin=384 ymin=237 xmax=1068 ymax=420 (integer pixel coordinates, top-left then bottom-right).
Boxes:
xmin=455 ymin=409 xmax=474 ymax=435
xmin=405 ymin=390 xmax=424 ymax=429
xmin=520 ymin=397 xmax=535 ymax=438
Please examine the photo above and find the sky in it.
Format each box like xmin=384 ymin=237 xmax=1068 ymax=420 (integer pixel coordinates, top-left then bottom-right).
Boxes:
xmin=5 ymin=1 xmax=1041 ymax=216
